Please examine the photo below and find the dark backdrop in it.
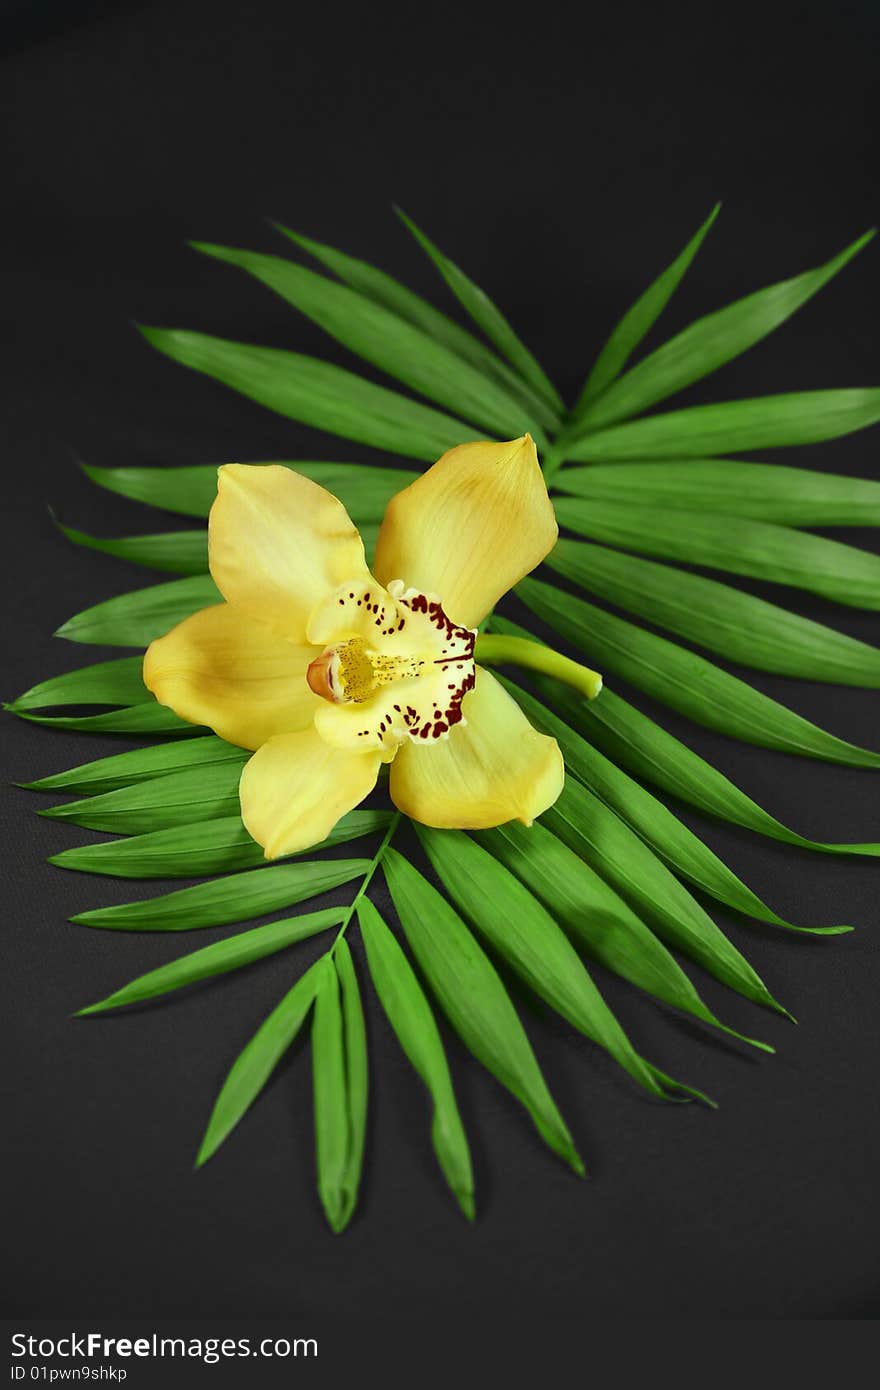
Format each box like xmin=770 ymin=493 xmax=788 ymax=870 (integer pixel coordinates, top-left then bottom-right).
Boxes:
xmin=2 ymin=0 xmax=879 ymax=1324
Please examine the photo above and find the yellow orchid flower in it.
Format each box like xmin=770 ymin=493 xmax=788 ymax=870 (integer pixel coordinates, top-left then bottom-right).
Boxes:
xmin=143 ymin=435 xmax=568 ymax=859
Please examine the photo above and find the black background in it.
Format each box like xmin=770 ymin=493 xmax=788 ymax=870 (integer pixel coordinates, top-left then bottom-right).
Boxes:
xmin=2 ymin=0 xmax=879 ymax=1329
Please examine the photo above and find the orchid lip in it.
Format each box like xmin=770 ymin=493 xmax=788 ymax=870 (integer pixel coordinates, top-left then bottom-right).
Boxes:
xmin=307 ymin=579 xmax=478 ymax=751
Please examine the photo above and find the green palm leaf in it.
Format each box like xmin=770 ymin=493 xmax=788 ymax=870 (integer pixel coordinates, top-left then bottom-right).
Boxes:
xmin=479 ymin=821 xmax=768 ymax=1050
xmin=545 ymin=538 xmax=880 ymax=685
xmin=196 ymin=960 xmax=322 ymax=1167
xmin=574 ymin=204 xmax=720 ymax=410
xmin=333 ymin=940 xmax=368 ymax=1232
xmin=71 ymin=859 xmax=371 ymax=932
xmin=275 ymin=221 xmax=559 ymax=430
xmin=56 ymin=520 xmax=208 ymax=575
xmin=383 ymin=847 xmax=584 ymax=1175
xmin=395 ymin=208 xmax=563 ymax=413
xmin=140 ymin=327 xmax=474 ymax=462
xmin=12 ymin=703 xmax=193 ymax=736
xmin=49 ymin=810 xmax=390 ymax=878
xmin=77 ymin=909 xmax=342 ymax=1014
xmin=358 ymin=897 xmax=474 ymax=1219
xmin=572 ymin=230 xmax=872 ymax=433
xmin=504 ymin=675 xmax=851 ymax=934
xmin=82 ymin=459 xmax=417 ymax=523
xmin=312 ymin=955 xmax=353 ymax=1232
xmin=56 ymin=574 xmax=219 ymax=646
xmin=23 ymin=735 xmax=247 ymax=795
xmin=517 ymin=577 xmax=880 ymax=766
xmin=555 ymin=458 xmax=880 ymax=526
xmin=192 ymin=241 xmax=546 ymax=442
xmin=554 ymin=499 xmax=880 ymax=609
xmin=522 ymin=668 xmax=880 ymax=858
xmin=417 ymin=826 xmax=713 ymax=1103
xmin=546 ymin=780 xmax=790 ymax=1016
xmin=11 ymin=656 xmax=148 ymax=709
xmin=41 ymin=762 xmax=244 ymax=833
xmin=559 ymin=388 xmax=880 ymax=461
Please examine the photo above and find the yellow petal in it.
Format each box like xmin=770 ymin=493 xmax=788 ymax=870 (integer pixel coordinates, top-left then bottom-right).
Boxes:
xmin=143 ymin=602 xmax=321 ymax=750
xmin=389 ymin=666 xmax=564 ymax=828
xmin=239 ymin=727 xmax=382 ymax=858
xmin=373 ymin=436 xmax=557 ymax=627
xmin=209 ymin=464 xmax=371 ymax=639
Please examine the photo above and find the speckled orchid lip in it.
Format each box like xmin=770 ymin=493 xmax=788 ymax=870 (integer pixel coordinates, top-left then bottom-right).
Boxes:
xmin=306 ymin=582 xmax=477 ymax=752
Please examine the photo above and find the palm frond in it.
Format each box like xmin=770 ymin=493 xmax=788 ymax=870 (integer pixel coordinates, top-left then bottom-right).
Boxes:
xmin=12 ymin=208 xmax=879 ymax=1230
xmin=574 ymin=203 xmax=721 ymax=409
xmin=554 ymin=458 xmax=880 ymax=525
xmin=516 ymin=578 xmax=880 ymax=765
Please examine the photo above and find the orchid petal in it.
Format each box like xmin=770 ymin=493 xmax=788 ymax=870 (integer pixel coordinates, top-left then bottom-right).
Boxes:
xmin=373 ymin=436 xmax=557 ymax=627
xmin=389 ymin=667 xmax=564 ymax=828
xmin=209 ymin=464 xmax=371 ymax=640
xmin=239 ymin=726 xmax=382 ymax=859
xmin=144 ymin=602 xmax=320 ymax=750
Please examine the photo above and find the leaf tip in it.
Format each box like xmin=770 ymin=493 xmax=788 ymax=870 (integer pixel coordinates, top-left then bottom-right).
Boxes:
xmin=687 ymin=1083 xmax=720 ymax=1107
xmin=323 ymin=1199 xmax=351 ymax=1235
xmin=457 ymin=1190 xmax=476 ymax=1223
xmin=853 ymin=227 xmax=877 ymax=253
xmin=568 ymin=1149 xmax=587 ymax=1180
xmin=393 ymin=204 xmax=419 ymax=238
xmin=189 ymin=240 xmax=225 ymax=261
xmin=270 ymin=220 xmax=300 ymax=244
xmin=193 ymin=1140 xmax=213 ymax=1171
xmin=136 ymin=323 xmax=165 ymax=349
xmin=770 ymin=999 xmax=798 ymax=1025
xmin=73 ymin=1002 xmax=103 ymax=1018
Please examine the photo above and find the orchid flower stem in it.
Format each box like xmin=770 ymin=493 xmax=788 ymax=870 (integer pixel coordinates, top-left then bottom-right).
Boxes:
xmin=330 ymin=811 xmax=402 ymax=953
xmin=475 ymin=633 xmax=603 ymax=701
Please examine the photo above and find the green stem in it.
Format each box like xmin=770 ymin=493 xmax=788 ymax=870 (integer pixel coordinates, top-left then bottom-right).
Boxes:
xmin=475 ymin=633 xmax=603 ymax=700
xmin=330 ymin=812 xmax=401 ymax=953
